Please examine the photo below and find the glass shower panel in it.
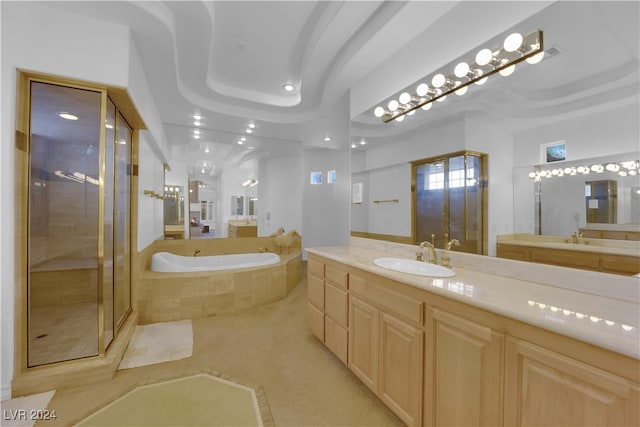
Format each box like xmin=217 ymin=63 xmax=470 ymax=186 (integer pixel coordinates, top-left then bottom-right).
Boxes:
xmin=465 ymin=154 xmax=483 ymax=254
xmin=415 ymin=161 xmax=447 ymax=248
xmin=103 ymin=99 xmax=116 ymax=349
xmin=28 ymin=82 xmax=101 ymax=366
xmin=114 ymin=114 xmax=132 ymax=328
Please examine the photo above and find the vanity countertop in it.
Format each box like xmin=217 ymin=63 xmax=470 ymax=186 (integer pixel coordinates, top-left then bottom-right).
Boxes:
xmin=305 ymin=244 xmax=640 ymax=359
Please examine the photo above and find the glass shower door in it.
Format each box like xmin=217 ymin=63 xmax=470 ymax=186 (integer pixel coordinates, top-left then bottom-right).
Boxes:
xmin=413 ymin=152 xmax=486 ymax=255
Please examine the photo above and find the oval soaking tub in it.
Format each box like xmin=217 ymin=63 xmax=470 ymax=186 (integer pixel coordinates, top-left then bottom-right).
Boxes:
xmin=151 ymin=251 xmax=281 ymax=273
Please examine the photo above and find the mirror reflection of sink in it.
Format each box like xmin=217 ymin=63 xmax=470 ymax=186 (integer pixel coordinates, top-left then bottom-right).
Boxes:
xmin=373 ymin=257 xmax=455 ymax=277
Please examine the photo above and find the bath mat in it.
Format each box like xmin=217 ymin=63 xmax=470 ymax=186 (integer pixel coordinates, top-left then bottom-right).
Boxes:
xmin=118 ymin=319 xmax=193 ymax=370
xmin=75 ymin=372 xmax=274 ymax=426
xmin=0 ymin=390 xmax=56 ymax=427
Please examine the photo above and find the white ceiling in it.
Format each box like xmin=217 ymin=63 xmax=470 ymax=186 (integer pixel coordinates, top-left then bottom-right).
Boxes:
xmin=39 ymin=1 xmax=639 ymax=176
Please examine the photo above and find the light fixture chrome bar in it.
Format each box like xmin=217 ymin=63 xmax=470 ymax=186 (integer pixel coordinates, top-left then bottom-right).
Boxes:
xmin=378 ymin=29 xmax=544 ymax=123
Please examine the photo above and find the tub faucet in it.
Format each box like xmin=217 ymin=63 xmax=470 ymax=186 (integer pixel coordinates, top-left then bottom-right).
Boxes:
xmin=419 ymin=241 xmax=438 ymax=265
xmin=194 ymin=249 xmax=200 ymax=257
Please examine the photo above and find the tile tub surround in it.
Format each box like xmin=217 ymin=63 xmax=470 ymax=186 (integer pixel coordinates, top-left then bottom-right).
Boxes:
xmin=137 ymin=251 xmax=302 ymax=323
xmin=305 ymin=237 xmax=640 ymax=359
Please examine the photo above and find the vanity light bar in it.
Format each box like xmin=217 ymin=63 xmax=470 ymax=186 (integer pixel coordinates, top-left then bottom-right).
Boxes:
xmin=375 ymin=29 xmax=544 ymax=123
xmin=528 ymin=160 xmax=639 ymax=181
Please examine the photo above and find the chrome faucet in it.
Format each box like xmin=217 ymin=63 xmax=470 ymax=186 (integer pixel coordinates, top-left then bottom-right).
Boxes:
xmin=194 ymin=249 xmax=200 ymax=257
xmin=419 ymin=241 xmax=438 ymax=264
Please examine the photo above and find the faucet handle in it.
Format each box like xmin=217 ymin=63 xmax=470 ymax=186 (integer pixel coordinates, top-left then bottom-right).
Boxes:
xmin=415 ymin=252 xmax=424 ymax=262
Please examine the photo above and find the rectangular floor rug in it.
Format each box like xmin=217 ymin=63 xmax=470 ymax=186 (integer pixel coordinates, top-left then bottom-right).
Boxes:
xmin=118 ymin=319 xmax=193 ymax=370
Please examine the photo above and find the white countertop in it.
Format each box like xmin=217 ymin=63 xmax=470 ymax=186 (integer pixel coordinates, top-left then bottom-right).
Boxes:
xmin=497 ymin=234 xmax=640 ymax=257
xmin=306 ymin=244 xmax=640 ymax=360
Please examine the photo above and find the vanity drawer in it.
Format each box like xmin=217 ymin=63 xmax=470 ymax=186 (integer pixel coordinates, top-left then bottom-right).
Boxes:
xmin=326 ymin=264 xmax=348 ymax=289
xmin=325 ymin=282 xmax=348 ymax=327
xmin=350 ymin=274 xmax=423 ymax=326
xmin=308 ymin=274 xmax=324 ymax=310
xmin=308 ymin=258 xmax=325 ymax=279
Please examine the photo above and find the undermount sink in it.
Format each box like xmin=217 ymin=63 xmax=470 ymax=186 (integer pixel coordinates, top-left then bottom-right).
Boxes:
xmin=373 ymin=257 xmax=455 ymax=278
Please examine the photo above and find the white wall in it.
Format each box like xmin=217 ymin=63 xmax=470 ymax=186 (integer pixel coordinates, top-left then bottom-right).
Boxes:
xmin=259 ymin=155 xmax=302 ymax=236
xmin=0 ymin=2 xmax=168 ymax=399
xmin=368 ymin=164 xmax=412 ymax=237
xmin=137 ymin=132 xmax=165 ymax=248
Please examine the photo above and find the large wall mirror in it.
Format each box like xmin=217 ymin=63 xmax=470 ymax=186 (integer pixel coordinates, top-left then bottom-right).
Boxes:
xmin=350 ymin=1 xmax=639 ymax=256
xmin=164 ymin=125 xmax=303 ymax=240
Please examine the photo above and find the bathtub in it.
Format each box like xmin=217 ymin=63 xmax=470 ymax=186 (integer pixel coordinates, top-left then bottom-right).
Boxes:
xmin=151 ymin=251 xmax=281 ymax=273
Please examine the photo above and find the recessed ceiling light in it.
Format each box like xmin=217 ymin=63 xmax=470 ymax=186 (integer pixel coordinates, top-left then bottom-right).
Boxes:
xmin=360 ymin=139 xmax=366 ymax=145
xmin=205 ymin=147 xmax=210 ymax=153
xmin=193 ymin=129 xmax=200 ymax=135
xmin=283 ymin=83 xmax=294 ymax=92
xmin=240 ymin=136 xmax=246 ymax=141
xmin=324 ymin=136 xmax=331 ymax=142
xmin=351 ymin=143 xmax=356 ymax=148
xmin=193 ymin=114 xmax=202 ymax=120
xmin=194 ymin=135 xmax=200 ymax=139
xmin=59 ymin=112 xmax=78 ymax=120
xmin=246 ymin=128 xmax=253 ymax=134
xmin=248 ymin=123 xmax=256 ymax=129
xmin=237 ymin=140 xmax=244 ymax=145
xmin=194 ymin=121 xmax=201 ymax=126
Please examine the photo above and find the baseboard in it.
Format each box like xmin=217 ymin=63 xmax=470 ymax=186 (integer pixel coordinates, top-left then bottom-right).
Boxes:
xmin=1 ymin=383 xmax=12 ymax=400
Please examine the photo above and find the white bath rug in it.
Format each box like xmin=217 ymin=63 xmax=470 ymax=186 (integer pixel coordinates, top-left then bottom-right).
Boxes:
xmin=0 ymin=390 xmax=56 ymax=427
xmin=118 ymin=319 xmax=193 ymax=370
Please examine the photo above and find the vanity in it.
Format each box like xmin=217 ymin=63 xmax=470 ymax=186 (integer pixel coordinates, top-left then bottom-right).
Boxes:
xmin=496 ymin=234 xmax=640 ymax=276
xmin=227 ymin=219 xmax=257 ymax=238
xmin=306 ymin=237 xmax=639 ymax=426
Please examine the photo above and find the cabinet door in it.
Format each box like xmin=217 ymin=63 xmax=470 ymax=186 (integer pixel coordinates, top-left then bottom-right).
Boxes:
xmin=307 ymin=303 xmax=324 ymax=341
xmin=425 ymin=308 xmax=504 ymax=426
xmin=307 ymin=274 xmax=324 ymax=311
xmin=348 ymin=295 xmax=379 ymax=393
xmin=325 ymin=315 xmax=348 ymax=364
xmin=380 ymin=312 xmax=423 ymax=427
xmin=505 ymin=338 xmax=640 ymax=426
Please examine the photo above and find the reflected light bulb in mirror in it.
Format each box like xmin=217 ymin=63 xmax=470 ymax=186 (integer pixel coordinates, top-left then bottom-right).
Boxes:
xmin=436 ymin=95 xmax=447 ymax=102
xmin=499 ymin=64 xmax=515 ymax=76
xmin=421 ymin=102 xmax=432 ymax=111
xmin=504 ymin=33 xmax=523 ymax=52
xmin=526 ymin=50 xmax=544 ymax=64
xmin=455 ymin=85 xmax=468 ymax=96
xmin=394 ymin=114 xmax=405 ymax=122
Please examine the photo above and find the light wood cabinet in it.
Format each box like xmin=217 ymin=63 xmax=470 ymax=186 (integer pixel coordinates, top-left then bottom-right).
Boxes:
xmin=306 ymin=252 xmax=639 ymax=427
xmin=380 ymin=312 xmax=423 ymax=427
xmin=348 ymin=280 xmax=423 ymax=427
xmin=307 ymin=256 xmax=349 ymax=363
xmin=227 ymin=222 xmax=257 ymax=238
xmin=497 ymin=243 xmax=640 ymax=275
xmin=505 ymin=338 xmax=640 ymax=426
xmin=348 ymin=295 xmax=379 ymax=392
xmin=424 ymin=308 xmax=504 ymax=426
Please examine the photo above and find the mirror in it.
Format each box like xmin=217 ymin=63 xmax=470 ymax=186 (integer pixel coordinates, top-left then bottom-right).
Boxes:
xmin=164 ymin=123 xmax=302 ymax=240
xmin=163 ymin=185 xmax=185 ymax=239
xmin=350 ymin=1 xmax=640 ymax=254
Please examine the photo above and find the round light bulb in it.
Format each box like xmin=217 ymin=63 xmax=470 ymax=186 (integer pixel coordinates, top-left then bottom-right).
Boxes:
xmin=416 ymin=83 xmax=429 ymax=97
xmin=499 ymin=64 xmax=515 ymax=76
xmin=407 ymin=110 xmax=415 ymax=116
xmin=475 ymin=48 xmax=493 ymax=66
xmin=421 ymin=102 xmax=432 ymax=111
xmin=454 ymin=62 xmax=469 ymax=78
xmin=432 ymin=74 xmax=446 ymax=88
xmin=374 ymin=106 xmax=385 ymax=118
xmin=475 ymin=76 xmax=488 ymax=85
xmin=394 ymin=114 xmax=405 ymax=122
xmin=526 ymin=51 xmax=545 ymax=64
xmin=388 ymin=100 xmax=399 ymax=112
xmin=528 ymin=172 xmax=536 ymax=178
xmin=436 ymin=95 xmax=447 ymax=102
xmin=504 ymin=32 xmax=523 ymax=52
xmin=399 ymin=92 xmax=412 ymax=105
